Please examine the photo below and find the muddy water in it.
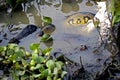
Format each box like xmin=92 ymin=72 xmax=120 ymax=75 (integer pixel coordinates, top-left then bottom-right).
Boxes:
xmin=0 ymin=0 xmax=111 ymax=72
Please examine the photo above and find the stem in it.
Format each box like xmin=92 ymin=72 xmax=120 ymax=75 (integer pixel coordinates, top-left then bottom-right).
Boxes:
xmin=79 ymin=56 xmax=83 ymax=68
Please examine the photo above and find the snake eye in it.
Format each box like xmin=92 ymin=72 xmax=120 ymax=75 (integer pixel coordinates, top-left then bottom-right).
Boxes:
xmin=68 ymin=19 xmax=74 ymax=24
xmin=77 ymin=18 xmax=81 ymax=24
xmin=84 ymin=16 xmax=91 ymax=23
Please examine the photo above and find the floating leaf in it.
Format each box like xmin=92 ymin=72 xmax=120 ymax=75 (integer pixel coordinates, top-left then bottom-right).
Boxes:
xmin=22 ymin=59 xmax=28 ymax=68
xmin=8 ymin=54 xmax=17 ymax=62
xmin=33 ymin=64 xmax=42 ymax=70
xmin=25 ymin=51 xmax=31 ymax=57
xmin=55 ymin=61 xmax=63 ymax=70
xmin=39 ymin=64 xmax=45 ymax=72
xmin=7 ymin=44 xmax=17 ymax=49
xmin=53 ymin=76 xmax=57 ymax=80
xmin=32 ymin=53 xmax=38 ymax=59
xmin=15 ymin=50 xmax=24 ymax=58
xmin=57 ymin=78 xmax=62 ymax=80
xmin=53 ymin=67 xmax=58 ymax=75
xmin=14 ymin=62 xmax=21 ymax=69
xmin=30 ymin=60 xmax=36 ymax=66
xmin=42 ymin=47 xmax=52 ymax=56
xmin=12 ymin=71 xmax=19 ymax=80
xmin=33 ymin=74 xmax=44 ymax=79
xmin=47 ymin=76 xmax=52 ymax=80
xmin=61 ymin=71 xmax=67 ymax=78
xmin=35 ymin=56 xmax=45 ymax=64
xmin=46 ymin=60 xmax=55 ymax=70
xmin=43 ymin=16 xmax=52 ymax=24
xmin=29 ymin=43 xmax=40 ymax=51
xmin=15 ymin=70 xmax=25 ymax=76
xmin=41 ymin=34 xmax=51 ymax=42
xmin=0 ymin=46 xmax=6 ymax=52
xmin=41 ymin=69 xmax=49 ymax=77
xmin=6 ymin=49 xmax=14 ymax=56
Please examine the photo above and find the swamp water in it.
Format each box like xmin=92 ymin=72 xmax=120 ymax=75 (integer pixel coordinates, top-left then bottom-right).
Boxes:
xmin=0 ymin=0 xmax=111 ymax=75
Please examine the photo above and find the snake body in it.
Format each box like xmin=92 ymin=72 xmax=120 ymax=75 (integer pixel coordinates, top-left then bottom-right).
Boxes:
xmin=66 ymin=12 xmax=95 ymax=25
xmin=9 ymin=24 xmax=55 ymax=44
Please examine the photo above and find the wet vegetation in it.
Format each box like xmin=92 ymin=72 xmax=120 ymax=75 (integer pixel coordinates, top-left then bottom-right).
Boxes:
xmin=0 ymin=0 xmax=120 ymax=80
xmin=0 ymin=43 xmax=67 ymax=80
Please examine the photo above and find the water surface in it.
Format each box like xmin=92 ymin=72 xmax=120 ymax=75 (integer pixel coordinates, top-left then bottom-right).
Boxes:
xmin=0 ymin=0 xmax=111 ymax=69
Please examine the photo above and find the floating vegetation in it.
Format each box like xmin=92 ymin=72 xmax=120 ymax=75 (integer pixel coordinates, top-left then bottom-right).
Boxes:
xmin=0 ymin=43 xmax=67 ymax=80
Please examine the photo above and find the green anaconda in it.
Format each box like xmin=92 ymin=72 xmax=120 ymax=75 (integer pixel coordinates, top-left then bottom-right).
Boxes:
xmin=66 ymin=12 xmax=95 ymax=25
xmin=9 ymin=24 xmax=55 ymax=44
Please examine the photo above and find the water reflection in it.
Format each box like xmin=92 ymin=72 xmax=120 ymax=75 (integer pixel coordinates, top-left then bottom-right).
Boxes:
xmin=61 ymin=0 xmax=80 ymax=13
xmin=39 ymin=0 xmax=98 ymax=13
xmin=0 ymin=11 xmax=29 ymax=24
xmin=86 ymin=0 xmax=94 ymax=6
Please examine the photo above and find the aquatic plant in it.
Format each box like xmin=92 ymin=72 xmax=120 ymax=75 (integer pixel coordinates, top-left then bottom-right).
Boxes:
xmin=0 ymin=43 xmax=67 ymax=80
xmin=110 ymin=0 xmax=120 ymax=25
xmin=40 ymin=16 xmax=54 ymax=42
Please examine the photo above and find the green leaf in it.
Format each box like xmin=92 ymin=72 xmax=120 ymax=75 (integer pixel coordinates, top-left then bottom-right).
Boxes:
xmin=22 ymin=59 xmax=28 ymax=68
xmin=11 ymin=71 xmax=19 ymax=80
xmin=53 ymin=76 xmax=57 ymax=80
xmin=6 ymin=49 xmax=14 ymax=56
xmin=43 ymin=16 xmax=52 ymax=24
xmin=7 ymin=44 xmax=17 ymax=49
xmin=14 ymin=62 xmax=21 ymax=69
xmin=55 ymin=61 xmax=63 ymax=70
xmin=32 ymin=49 xmax=39 ymax=54
xmin=47 ymin=76 xmax=52 ymax=80
xmin=53 ymin=67 xmax=58 ymax=75
xmin=30 ymin=60 xmax=36 ymax=66
xmin=8 ymin=54 xmax=17 ymax=61
xmin=39 ymin=64 xmax=45 ymax=72
xmin=46 ymin=60 xmax=55 ymax=70
xmin=0 ymin=46 xmax=6 ymax=52
xmin=33 ymin=64 xmax=43 ymax=70
xmin=57 ymin=78 xmax=62 ymax=80
xmin=112 ymin=15 xmax=120 ymax=24
xmin=42 ymin=47 xmax=52 ymax=56
xmin=61 ymin=71 xmax=67 ymax=78
xmin=35 ymin=56 xmax=45 ymax=64
xmin=41 ymin=69 xmax=49 ymax=77
xmin=15 ymin=50 xmax=24 ymax=58
xmin=15 ymin=70 xmax=25 ymax=76
xmin=14 ymin=47 xmax=20 ymax=52
xmin=29 ymin=43 xmax=40 ymax=51
xmin=41 ymin=34 xmax=51 ymax=42
xmin=32 ymin=53 xmax=38 ymax=59
xmin=33 ymin=74 xmax=44 ymax=79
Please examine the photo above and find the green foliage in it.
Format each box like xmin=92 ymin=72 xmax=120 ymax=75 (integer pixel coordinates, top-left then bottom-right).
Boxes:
xmin=41 ymin=34 xmax=53 ymax=42
xmin=6 ymin=0 xmax=24 ymax=11
xmin=109 ymin=0 xmax=120 ymax=25
xmin=43 ymin=16 xmax=52 ymax=24
xmin=0 ymin=43 xmax=67 ymax=80
xmin=6 ymin=0 xmax=14 ymax=8
xmin=41 ymin=16 xmax=54 ymax=42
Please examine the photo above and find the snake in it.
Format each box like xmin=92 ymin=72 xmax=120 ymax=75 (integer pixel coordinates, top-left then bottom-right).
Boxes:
xmin=66 ymin=12 xmax=95 ymax=25
xmin=9 ymin=24 xmax=55 ymax=44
